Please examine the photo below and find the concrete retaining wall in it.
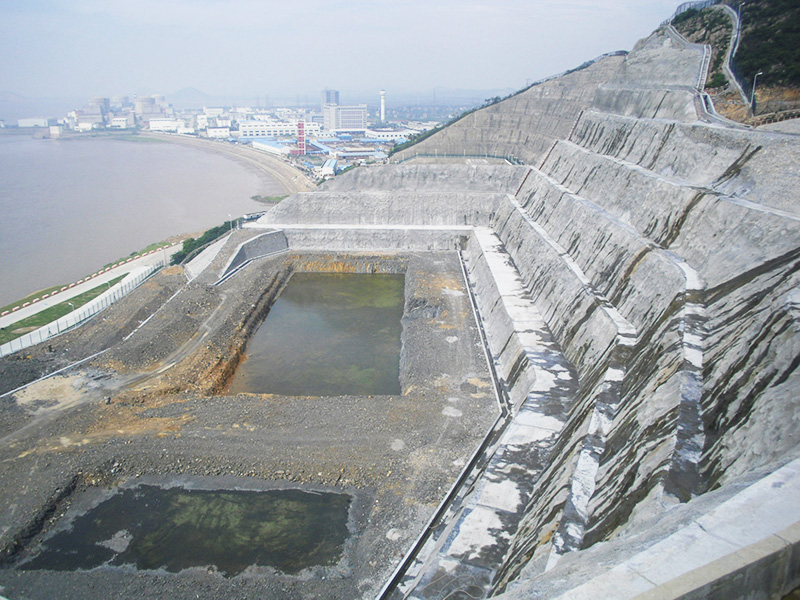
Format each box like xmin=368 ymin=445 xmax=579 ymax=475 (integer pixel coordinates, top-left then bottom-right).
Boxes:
xmin=217 ymin=230 xmax=288 ymax=283
xmin=491 ymin=202 xmax=624 ymax=378
xmin=569 ymin=112 xmax=752 ymax=185
xmin=462 ymin=229 xmax=542 ymax=410
xmin=276 ymin=225 xmax=469 ymax=253
xmin=592 ymin=86 xmax=697 ymax=122
xmin=392 ymin=55 xmax=626 ymax=167
xmin=320 ymin=164 xmax=527 ymax=194
xmin=495 ymin=458 xmax=800 ymax=600
xmin=263 ymin=192 xmax=507 ymax=228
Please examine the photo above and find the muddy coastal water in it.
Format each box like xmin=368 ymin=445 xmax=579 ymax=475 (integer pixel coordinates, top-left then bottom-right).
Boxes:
xmin=0 ymin=134 xmax=282 ymax=306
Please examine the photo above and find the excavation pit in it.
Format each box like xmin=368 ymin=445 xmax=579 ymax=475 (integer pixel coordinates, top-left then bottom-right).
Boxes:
xmin=18 ymin=480 xmax=353 ymax=577
xmin=227 ymin=272 xmax=405 ymax=396
xmin=0 ymin=251 xmax=498 ymax=599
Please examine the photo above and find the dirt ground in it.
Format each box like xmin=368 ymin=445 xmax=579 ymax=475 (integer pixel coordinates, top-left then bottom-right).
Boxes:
xmin=0 ymin=237 xmax=498 ymax=600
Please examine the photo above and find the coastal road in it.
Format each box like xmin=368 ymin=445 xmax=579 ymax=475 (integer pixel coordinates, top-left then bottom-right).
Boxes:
xmin=0 ymin=245 xmax=181 ymax=331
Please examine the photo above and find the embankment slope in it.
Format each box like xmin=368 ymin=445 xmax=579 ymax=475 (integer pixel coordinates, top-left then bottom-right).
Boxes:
xmin=262 ymin=25 xmax=800 ymax=599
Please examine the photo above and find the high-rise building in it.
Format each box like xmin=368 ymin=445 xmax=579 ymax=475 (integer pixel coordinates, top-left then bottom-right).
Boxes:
xmin=322 ymin=89 xmax=339 ymax=109
xmin=380 ymin=90 xmax=386 ymax=123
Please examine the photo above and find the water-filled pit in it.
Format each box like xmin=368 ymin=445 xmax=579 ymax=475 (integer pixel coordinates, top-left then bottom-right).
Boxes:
xmin=227 ymin=272 xmax=405 ymax=396
xmin=19 ymin=482 xmax=352 ymax=577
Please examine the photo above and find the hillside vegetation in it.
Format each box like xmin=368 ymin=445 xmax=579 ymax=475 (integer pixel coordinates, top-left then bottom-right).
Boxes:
xmin=730 ymin=0 xmax=800 ymax=89
xmin=673 ymin=0 xmax=800 ymax=120
xmin=673 ymin=7 xmax=733 ymax=89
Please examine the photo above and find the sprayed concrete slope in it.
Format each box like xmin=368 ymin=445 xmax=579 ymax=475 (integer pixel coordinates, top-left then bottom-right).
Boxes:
xmin=252 ymin=27 xmax=800 ymax=599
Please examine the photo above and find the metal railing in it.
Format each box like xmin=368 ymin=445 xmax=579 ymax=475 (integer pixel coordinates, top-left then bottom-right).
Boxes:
xmin=0 ymin=264 xmax=161 ymax=357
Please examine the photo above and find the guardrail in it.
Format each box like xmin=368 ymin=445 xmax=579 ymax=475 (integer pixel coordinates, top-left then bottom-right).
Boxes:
xmin=0 ymin=264 xmax=161 ymax=357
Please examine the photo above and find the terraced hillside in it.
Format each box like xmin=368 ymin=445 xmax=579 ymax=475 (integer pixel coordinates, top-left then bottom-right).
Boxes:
xmin=256 ymin=25 xmax=800 ymax=600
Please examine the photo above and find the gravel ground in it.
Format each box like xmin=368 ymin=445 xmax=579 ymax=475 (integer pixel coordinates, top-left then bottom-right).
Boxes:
xmin=0 ymin=241 xmax=498 ymax=600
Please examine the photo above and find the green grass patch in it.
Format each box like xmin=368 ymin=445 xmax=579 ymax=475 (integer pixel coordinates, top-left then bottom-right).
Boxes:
xmin=1 ymin=285 xmax=67 ymax=315
xmin=3 ymin=239 xmax=176 ymax=314
xmin=109 ymin=133 xmax=166 ymax=144
xmin=0 ymin=276 xmax=126 ymax=346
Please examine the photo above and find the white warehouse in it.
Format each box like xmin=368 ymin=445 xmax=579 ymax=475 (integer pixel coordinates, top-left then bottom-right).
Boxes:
xmin=239 ymin=120 xmax=321 ymax=139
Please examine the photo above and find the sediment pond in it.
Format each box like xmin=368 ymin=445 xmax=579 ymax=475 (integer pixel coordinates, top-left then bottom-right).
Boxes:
xmin=21 ymin=484 xmax=351 ymax=577
xmin=227 ymin=272 xmax=405 ymax=396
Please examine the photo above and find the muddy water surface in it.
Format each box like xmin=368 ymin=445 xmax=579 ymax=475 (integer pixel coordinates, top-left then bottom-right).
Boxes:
xmin=21 ymin=485 xmax=351 ymax=576
xmin=228 ymin=273 xmax=404 ymax=396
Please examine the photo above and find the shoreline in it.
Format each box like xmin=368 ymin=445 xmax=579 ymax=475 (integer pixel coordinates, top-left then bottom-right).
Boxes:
xmin=134 ymin=132 xmax=315 ymax=194
xmin=0 ymin=132 xmax=312 ymax=308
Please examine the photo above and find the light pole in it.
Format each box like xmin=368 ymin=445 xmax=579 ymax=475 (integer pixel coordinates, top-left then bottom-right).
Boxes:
xmin=750 ymin=71 xmax=763 ymax=113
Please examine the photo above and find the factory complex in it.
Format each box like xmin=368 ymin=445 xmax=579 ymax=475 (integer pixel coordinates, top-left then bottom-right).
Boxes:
xmin=15 ymin=90 xmax=437 ymax=178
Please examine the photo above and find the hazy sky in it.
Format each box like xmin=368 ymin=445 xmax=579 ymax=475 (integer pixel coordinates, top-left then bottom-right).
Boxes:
xmin=1 ymin=0 xmax=684 ymax=102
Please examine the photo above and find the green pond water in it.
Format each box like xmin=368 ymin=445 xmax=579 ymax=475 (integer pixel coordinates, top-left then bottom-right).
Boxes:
xmin=228 ymin=272 xmax=405 ymax=396
xmin=22 ymin=485 xmax=351 ymax=576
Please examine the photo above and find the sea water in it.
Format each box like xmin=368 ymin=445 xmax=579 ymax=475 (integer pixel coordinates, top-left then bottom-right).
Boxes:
xmin=0 ymin=134 xmax=281 ymax=306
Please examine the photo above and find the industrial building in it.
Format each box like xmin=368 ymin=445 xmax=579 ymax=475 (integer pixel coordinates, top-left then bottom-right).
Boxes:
xmin=239 ymin=120 xmax=321 ymax=138
xmin=322 ymin=103 xmax=368 ymax=132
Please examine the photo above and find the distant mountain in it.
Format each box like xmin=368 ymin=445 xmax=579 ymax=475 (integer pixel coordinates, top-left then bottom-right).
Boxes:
xmin=165 ymin=88 xmax=272 ymax=110
xmin=168 ymin=87 xmax=213 ymax=110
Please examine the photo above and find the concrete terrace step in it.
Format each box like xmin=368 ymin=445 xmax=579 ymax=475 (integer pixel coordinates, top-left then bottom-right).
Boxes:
xmin=395 ymin=228 xmax=578 ymax=600
xmin=262 ymin=191 xmax=508 ymax=228
xmin=515 ymin=168 xmax=691 ymax=329
xmin=504 ymin=169 xmax=708 ymax=570
xmin=318 ymin=163 xmax=528 ymax=194
xmin=557 ymin=135 xmax=800 ymax=223
xmin=496 ymin=457 xmax=800 ymax=600
xmin=567 ymin=111 xmax=755 ymax=187
xmin=485 ymin=197 xmax=643 ymax=577
xmin=540 ymin=139 xmax=710 ymax=248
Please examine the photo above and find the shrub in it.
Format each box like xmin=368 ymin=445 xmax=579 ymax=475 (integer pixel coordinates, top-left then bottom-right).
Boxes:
xmin=170 ymin=222 xmax=233 ymax=265
xmin=708 ymin=72 xmax=728 ymax=88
